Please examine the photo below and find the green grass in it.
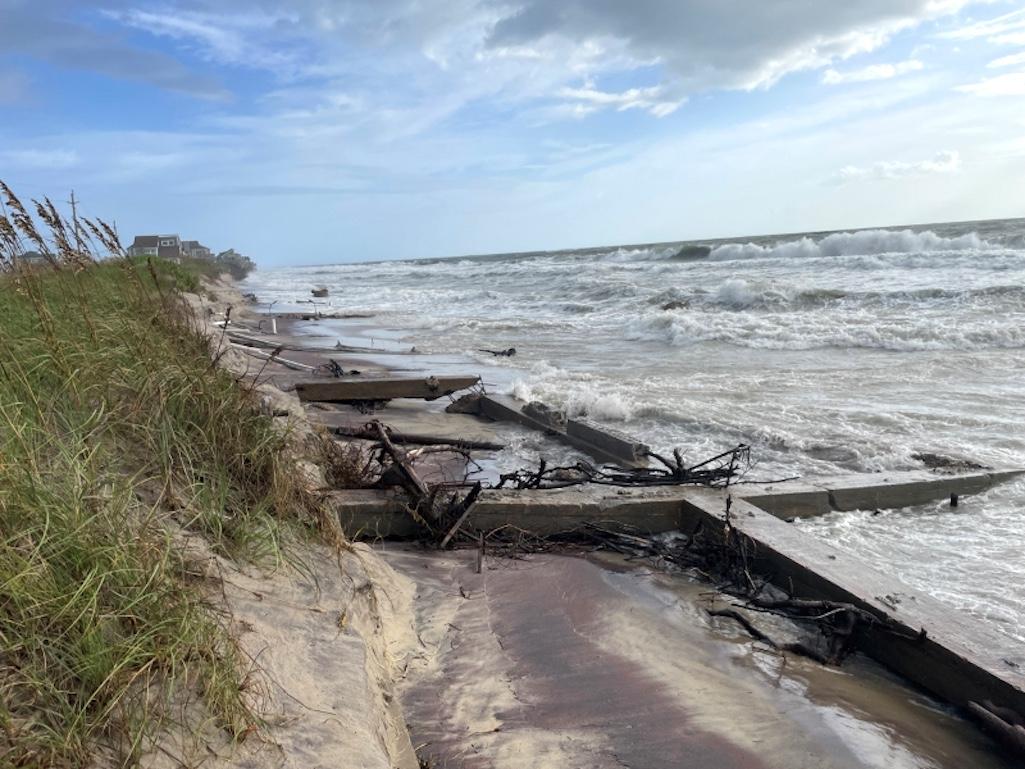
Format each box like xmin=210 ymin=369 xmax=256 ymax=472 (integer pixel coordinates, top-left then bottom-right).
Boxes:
xmin=0 ymin=259 xmax=323 ymax=766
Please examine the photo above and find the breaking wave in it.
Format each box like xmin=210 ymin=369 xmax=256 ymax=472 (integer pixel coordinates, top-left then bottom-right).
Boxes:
xmin=708 ymin=229 xmax=989 ymax=262
xmin=650 ymin=281 xmax=1025 ymax=312
xmin=629 ymin=311 xmax=1025 ymax=352
xmin=511 ymin=376 xmax=634 ymax=421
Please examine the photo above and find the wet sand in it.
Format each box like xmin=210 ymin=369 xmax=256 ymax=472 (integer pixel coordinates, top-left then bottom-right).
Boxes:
xmin=384 ymin=548 xmax=1010 ymax=769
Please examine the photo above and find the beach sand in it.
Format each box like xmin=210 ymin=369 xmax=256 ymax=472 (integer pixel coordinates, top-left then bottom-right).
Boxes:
xmin=386 ymin=547 xmax=1012 ymax=769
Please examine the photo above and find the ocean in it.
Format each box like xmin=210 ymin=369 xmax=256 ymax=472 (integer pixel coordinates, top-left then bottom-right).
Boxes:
xmin=243 ymin=218 xmax=1025 ymax=645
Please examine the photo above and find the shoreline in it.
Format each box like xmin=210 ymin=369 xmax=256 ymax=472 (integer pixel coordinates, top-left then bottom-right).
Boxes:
xmin=206 ymin=280 xmax=1016 ymax=769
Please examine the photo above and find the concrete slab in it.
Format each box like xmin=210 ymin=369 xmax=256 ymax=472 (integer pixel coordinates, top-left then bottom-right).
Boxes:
xmin=310 ymin=400 xmax=503 ymax=446
xmin=677 ymin=488 xmax=1025 ymax=716
xmin=295 ymin=375 xmax=480 ymax=403
xmin=566 ymin=416 xmax=650 ymax=466
xmin=738 ymin=470 xmax=1024 ymax=518
xmin=476 ymin=393 xmax=650 ymax=467
xmin=332 ymin=469 xmax=1025 ymax=722
xmin=334 ymin=470 xmax=1023 ymax=536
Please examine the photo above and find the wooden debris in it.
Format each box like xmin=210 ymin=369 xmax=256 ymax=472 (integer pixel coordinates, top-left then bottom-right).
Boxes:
xmin=478 ymin=347 xmax=516 ymax=357
xmin=362 ymin=420 xmax=483 ymax=530
xmin=495 ymin=444 xmax=750 ymax=490
xmin=440 ymin=482 xmax=483 ymax=549
xmin=371 ymin=420 xmax=431 ymax=510
xmin=230 ymin=343 xmax=317 ymax=372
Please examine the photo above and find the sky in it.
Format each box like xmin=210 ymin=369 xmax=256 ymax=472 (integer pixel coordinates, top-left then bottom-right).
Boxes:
xmin=1 ymin=1 xmax=1024 ymax=265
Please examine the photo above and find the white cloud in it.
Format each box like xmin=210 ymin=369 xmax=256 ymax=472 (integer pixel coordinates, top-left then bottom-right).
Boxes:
xmin=486 ymin=0 xmax=975 ymax=94
xmin=958 ymin=70 xmax=1025 ymax=95
xmin=0 ymin=2 xmax=229 ymax=99
xmin=103 ymin=8 xmax=301 ymax=73
xmin=988 ymin=50 xmax=1025 ymax=68
xmin=1 ymin=149 xmax=80 ymax=169
xmin=822 ymin=59 xmax=924 ymax=84
xmin=942 ymin=7 xmax=1025 ymax=44
xmin=557 ymin=83 xmax=684 ymax=117
xmin=835 ymin=149 xmax=961 ymax=182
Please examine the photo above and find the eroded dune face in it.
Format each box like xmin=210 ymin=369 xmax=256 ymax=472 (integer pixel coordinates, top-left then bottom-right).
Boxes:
xmin=387 ymin=549 xmax=1011 ymax=769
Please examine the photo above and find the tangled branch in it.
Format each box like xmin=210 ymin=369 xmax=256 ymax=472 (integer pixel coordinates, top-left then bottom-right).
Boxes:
xmin=495 ymin=444 xmax=751 ymax=490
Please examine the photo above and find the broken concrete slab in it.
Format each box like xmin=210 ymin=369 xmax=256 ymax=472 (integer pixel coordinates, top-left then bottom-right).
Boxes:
xmin=465 ymin=393 xmax=651 ymax=467
xmin=310 ymin=399 xmax=504 ymax=448
xmin=567 ymin=416 xmax=651 ymax=466
xmin=332 ymin=469 xmax=1024 ymax=537
xmin=295 ymin=375 xmax=480 ymax=403
xmin=738 ymin=470 xmax=1025 ymax=519
xmin=677 ymin=488 xmax=1025 ymax=716
xmin=330 ymin=469 xmax=1025 ymax=717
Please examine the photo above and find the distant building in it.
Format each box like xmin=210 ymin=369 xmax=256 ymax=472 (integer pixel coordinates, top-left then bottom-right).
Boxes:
xmin=19 ymin=250 xmax=52 ymax=266
xmin=182 ymin=240 xmax=212 ymax=259
xmin=127 ymin=235 xmax=158 ymax=258
xmin=127 ymin=234 xmax=186 ymax=261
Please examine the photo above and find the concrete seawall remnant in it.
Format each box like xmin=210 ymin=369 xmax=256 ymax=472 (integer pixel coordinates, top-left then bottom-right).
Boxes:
xmin=331 ymin=468 xmax=1025 ymax=720
xmin=455 ymin=393 xmax=651 ymax=467
xmin=296 ymin=375 xmax=481 ymax=403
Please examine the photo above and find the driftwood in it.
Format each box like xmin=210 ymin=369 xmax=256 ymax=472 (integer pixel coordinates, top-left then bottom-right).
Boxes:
xmin=334 ymin=424 xmax=505 ymax=451
xmin=231 ymin=343 xmax=317 ymax=372
xmin=478 ymin=347 xmax=516 ymax=357
xmin=317 ymin=359 xmax=362 ymax=378
xmin=371 ymin=420 xmax=431 ymax=508
xmin=439 ymin=482 xmax=483 ymax=548
xmin=364 ymin=420 xmax=482 ymax=531
xmin=496 ymin=444 xmax=751 ymax=490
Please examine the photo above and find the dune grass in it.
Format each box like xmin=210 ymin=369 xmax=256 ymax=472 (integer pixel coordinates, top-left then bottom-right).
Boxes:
xmin=0 ymin=188 xmax=323 ymax=766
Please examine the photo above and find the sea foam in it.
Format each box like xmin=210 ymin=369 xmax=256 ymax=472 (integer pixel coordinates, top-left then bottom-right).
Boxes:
xmin=709 ymin=229 xmax=989 ymax=262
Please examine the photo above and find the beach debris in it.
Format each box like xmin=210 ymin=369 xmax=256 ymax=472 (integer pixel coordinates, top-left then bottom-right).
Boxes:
xmin=230 ymin=342 xmax=317 ymax=372
xmin=361 ymin=420 xmax=482 ymax=533
xmin=440 ymin=484 xmax=484 ymax=549
xmin=294 ymin=375 xmax=481 ymax=403
xmin=912 ymin=451 xmax=990 ymax=473
xmin=478 ymin=347 xmax=516 ymax=357
xmin=495 ymin=444 xmax=750 ymax=490
xmin=319 ymin=358 xmax=362 ymax=378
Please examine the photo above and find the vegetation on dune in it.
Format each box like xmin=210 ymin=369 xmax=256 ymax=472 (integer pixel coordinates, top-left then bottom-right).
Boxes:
xmin=0 ymin=182 xmax=321 ymax=766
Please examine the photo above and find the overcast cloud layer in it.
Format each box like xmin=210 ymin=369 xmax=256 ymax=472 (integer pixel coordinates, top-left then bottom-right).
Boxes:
xmin=1 ymin=0 xmax=1023 ymax=263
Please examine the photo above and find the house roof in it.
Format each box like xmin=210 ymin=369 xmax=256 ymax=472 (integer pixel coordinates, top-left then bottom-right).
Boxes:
xmin=131 ymin=235 xmax=159 ymax=247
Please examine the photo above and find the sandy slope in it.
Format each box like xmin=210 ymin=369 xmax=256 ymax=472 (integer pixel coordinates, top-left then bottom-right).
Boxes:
xmin=140 ymin=278 xmax=421 ymax=768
